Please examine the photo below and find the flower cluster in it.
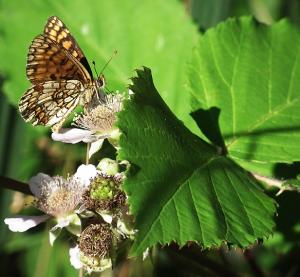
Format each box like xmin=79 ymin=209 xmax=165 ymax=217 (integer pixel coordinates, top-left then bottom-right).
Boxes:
xmin=5 ymin=93 xmax=135 ymax=273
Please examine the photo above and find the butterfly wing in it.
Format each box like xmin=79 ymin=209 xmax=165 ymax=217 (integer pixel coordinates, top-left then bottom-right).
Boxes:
xmin=19 ymin=80 xmax=84 ymax=131
xmin=27 ymin=35 xmax=88 ymax=84
xmin=21 ymin=16 xmax=97 ymax=131
xmin=26 ymin=16 xmax=93 ymax=85
xmin=44 ymin=16 xmax=93 ymax=78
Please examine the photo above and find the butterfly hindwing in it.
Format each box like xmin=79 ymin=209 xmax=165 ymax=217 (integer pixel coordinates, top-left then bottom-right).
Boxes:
xmin=19 ymin=80 xmax=83 ymax=129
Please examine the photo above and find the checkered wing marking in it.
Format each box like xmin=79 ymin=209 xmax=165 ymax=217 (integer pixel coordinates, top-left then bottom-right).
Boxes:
xmin=44 ymin=17 xmax=90 ymax=65
xmin=26 ymin=16 xmax=93 ymax=85
xmin=44 ymin=16 xmax=93 ymax=80
xmin=27 ymin=35 xmax=91 ymax=84
xmin=19 ymin=80 xmax=83 ymax=128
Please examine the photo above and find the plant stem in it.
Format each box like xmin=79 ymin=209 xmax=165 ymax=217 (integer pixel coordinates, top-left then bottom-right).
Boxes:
xmin=244 ymin=249 xmax=265 ymax=277
xmin=252 ymin=173 xmax=285 ymax=195
xmin=0 ymin=175 xmax=32 ymax=195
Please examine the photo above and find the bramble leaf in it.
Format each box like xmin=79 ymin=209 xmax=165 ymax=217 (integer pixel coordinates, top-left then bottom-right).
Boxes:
xmin=117 ymin=67 xmax=276 ymax=256
xmin=188 ymin=17 xmax=300 ymax=175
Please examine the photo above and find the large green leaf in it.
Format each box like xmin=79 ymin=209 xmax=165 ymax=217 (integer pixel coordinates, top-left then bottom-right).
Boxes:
xmin=117 ymin=67 xmax=276 ymax=256
xmin=187 ymin=17 xmax=300 ymax=175
xmin=0 ymin=0 xmax=198 ymax=131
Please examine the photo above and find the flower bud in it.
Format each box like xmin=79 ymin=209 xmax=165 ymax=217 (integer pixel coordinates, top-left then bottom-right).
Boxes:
xmin=97 ymin=158 xmax=119 ymax=176
xmin=83 ymin=174 xmax=126 ymax=214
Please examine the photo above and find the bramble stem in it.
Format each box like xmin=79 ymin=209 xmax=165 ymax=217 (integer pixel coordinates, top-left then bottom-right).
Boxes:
xmin=252 ymin=173 xmax=284 ymax=195
xmin=0 ymin=175 xmax=32 ymax=195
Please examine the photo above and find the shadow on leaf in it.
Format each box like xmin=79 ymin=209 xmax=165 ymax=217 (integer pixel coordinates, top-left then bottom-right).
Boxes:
xmin=190 ymin=107 xmax=226 ymax=154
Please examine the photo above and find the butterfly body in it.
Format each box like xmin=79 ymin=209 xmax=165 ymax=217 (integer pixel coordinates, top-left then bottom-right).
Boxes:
xmin=19 ymin=16 xmax=104 ymax=132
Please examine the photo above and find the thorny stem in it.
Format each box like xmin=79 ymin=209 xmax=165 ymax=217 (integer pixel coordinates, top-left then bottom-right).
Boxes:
xmin=0 ymin=175 xmax=32 ymax=195
xmin=252 ymin=173 xmax=284 ymax=195
xmin=0 ymin=172 xmax=288 ymax=197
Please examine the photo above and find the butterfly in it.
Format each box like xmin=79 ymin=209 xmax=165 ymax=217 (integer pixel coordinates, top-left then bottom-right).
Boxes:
xmin=19 ymin=16 xmax=105 ymax=132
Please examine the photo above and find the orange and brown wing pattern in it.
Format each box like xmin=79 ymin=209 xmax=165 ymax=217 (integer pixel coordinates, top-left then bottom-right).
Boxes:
xmin=19 ymin=80 xmax=84 ymax=131
xmin=44 ymin=17 xmax=84 ymax=60
xmin=26 ymin=35 xmax=90 ymax=84
xmin=26 ymin=16 xmax=93 ymax=85
xmin=44 ymin=16 xmax=93 ymax=79
xmin=20 ymin=16 xmax=96 ymax=131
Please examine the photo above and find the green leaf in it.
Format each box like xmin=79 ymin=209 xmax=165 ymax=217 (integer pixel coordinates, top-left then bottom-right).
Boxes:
xmin=187 ymin=17 xmax=300 ymax=175
xmin=0 ymin=0 xmax=198 ymax=132
xmin=117 ymin=67 xmax=276 ymax=256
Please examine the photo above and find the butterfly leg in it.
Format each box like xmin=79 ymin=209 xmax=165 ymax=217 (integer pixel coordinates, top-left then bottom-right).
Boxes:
xmin=51 ymin=120 xmax=64 ymax=132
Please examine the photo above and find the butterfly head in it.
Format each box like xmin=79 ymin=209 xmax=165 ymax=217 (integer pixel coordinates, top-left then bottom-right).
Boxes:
xmin=96 ymin=74 xmax=105 ymax=89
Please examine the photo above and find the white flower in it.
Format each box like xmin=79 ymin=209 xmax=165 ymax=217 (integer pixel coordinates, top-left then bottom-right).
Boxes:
xmin=51 ymin=94 xmax=123 ymax=156
xmin=4 ymin=164 xmax=97 ymax=245
xmin=30 ymin=174 xmax=85 ymax=218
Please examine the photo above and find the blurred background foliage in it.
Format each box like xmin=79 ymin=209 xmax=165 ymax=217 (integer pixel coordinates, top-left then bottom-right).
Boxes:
xmin=0 ymin=0 xmax=300 ymax=276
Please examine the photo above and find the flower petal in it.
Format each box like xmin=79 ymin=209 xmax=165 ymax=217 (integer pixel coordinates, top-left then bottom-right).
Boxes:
xmin=52 ymin=128 xmax=96 ymax=143
xmin=56 ymin=217 xmax=71 ymax=228
xmin=29 ymin=173 xmax=52 ymax=197
xmin=4 ymin=215 xmax=50 ymax=232
xmin=49 ymin=224 xmax=62 ymax=246
xmin=88 ymin=139 xmax=104 ymax=159
xmin=99 ymin=212 xmax=113 ymax=224
xmin=64 ymin=214 xmax=82 ymax=236
xmin=69 ymin=245 xmax=83 ymax=269
xmin=74 ymin=164 xmax=98 ymax=187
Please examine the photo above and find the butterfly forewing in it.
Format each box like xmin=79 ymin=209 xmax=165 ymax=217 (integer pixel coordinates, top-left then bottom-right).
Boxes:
xmin=27 ymin=35 xmax=90 ymax=84
xmin=44 ymin=16 xmax=93 ymax=80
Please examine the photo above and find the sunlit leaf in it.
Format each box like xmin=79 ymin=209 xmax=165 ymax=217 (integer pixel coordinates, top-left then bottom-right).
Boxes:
xmin=188 ymin=17 xmax=300 ymax=175
xmin=118 ymin=67 xmax=276 ymax=256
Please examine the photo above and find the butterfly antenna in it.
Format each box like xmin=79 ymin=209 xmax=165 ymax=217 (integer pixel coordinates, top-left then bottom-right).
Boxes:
xmin=92 ymin=61 xmax=99 ymax=79
xmin=99 ymin=50 xmax=118 ymax=74
xmin=104 ymin=85 xmax=113 ymax=94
